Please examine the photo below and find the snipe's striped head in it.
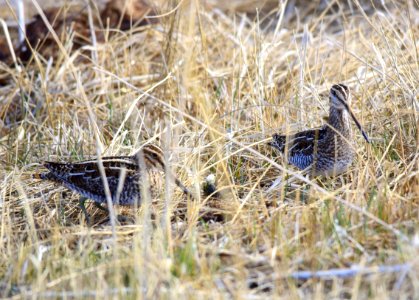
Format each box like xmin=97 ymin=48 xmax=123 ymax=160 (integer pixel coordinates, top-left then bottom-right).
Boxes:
xmin=134 ymin=144 xmax=166 ymax=170
xmin=135 ymin=144 xmax=192 ymax=196
xmin=330 ymin=83 xmax=350 ymax=110
xmin=330 ymin=84 xmax=370 ymax=143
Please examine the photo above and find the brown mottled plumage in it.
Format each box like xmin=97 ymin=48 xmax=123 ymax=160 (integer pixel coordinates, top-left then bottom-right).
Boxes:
xmin=37 ymin=144 xmax=191 ymax=223
xmin=269 ymin=84 xmax=369 ymax=177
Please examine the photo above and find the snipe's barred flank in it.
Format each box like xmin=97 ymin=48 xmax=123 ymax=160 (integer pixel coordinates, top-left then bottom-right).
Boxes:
xmin=36 ymin=144 xmax=191 ymax=223
xmin=269 ymin=84 xmax=369 ymax=177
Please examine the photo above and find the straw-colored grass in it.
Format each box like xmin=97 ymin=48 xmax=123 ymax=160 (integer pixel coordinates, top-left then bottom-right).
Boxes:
xmin=0 ymin=0 xmax=418 ymax=298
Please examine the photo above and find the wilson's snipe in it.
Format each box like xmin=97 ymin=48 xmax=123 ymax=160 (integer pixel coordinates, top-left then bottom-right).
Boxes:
xmin=37 ymin=144 xmax=191 ymax=223
xmin=269 ymin=84 xmax=369 ymax=177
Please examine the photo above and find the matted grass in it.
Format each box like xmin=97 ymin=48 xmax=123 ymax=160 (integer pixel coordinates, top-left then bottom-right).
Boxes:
xmin=0 ymin=0 xmax=418 ymax=298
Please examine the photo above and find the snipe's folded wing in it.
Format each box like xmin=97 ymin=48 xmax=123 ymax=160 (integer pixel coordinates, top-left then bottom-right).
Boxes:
xmin=43 ymin=160 xmax=142 ymax=202
xmin=286 ymin=127 xmax=326 ymax=157
xmin=271 ymin=127 xmax=325 ymax=155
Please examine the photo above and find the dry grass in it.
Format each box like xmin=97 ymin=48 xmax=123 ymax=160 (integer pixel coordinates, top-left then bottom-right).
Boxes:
xmin=0 ymin=0 xmax=418 ymax=298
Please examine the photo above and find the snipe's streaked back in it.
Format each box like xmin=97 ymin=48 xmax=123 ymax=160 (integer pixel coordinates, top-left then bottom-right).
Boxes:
xmin=37 ymin=144 xmax=191 ymax=222
xmin=269 ymin=84 xmax=369 ymax=177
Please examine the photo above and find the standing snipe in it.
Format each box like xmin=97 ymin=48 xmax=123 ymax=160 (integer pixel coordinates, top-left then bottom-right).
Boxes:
xmin=269 ymin=84 xmax=369 ymax=177
xmin=37 ymin=144 xmax=191 ymax=223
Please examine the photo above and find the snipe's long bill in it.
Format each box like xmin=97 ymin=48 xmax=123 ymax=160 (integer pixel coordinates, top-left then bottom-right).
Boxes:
xmin=36 ymin=144 xmax=192 ymax=223
xmin=269 ymin=84 xmax=369 ymax=177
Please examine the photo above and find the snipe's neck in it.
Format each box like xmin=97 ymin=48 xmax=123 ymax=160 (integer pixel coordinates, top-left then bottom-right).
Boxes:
xmin=328 ymin=106 xmax=352 ymax=137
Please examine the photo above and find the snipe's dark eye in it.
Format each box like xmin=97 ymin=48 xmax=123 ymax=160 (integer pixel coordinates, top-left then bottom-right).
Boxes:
xmin=331 ymin=90 xmax=337 ymax=96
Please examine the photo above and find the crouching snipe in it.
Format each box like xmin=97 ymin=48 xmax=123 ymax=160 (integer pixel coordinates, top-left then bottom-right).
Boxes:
xmin=36 ymin=144 xmax=191 ymax=224
xmin=269 ymin=84 xmax=369 ymax=177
